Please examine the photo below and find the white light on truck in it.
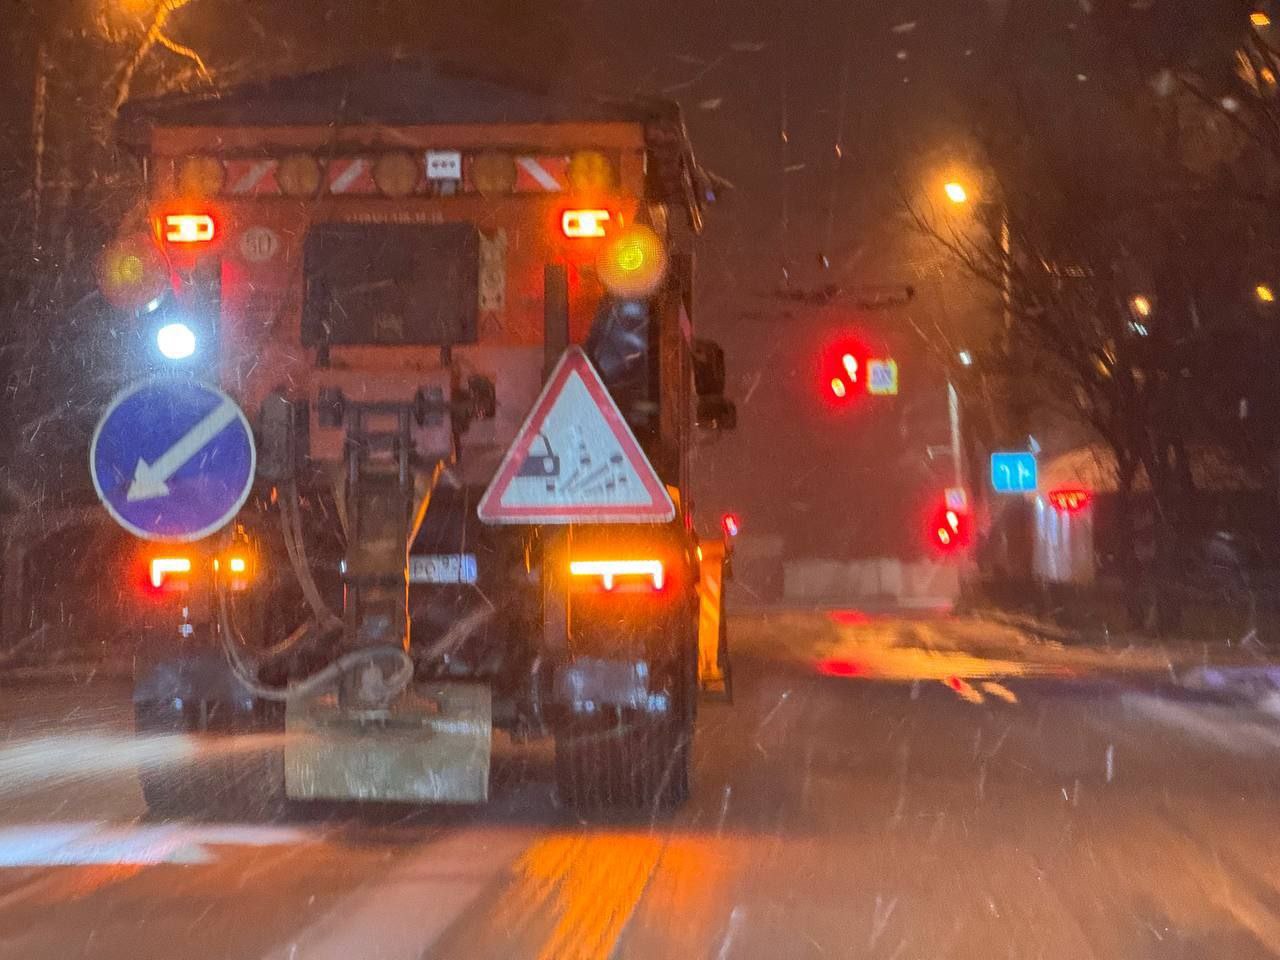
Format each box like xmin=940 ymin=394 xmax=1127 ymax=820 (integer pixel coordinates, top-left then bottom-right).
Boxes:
xmin=156 ymin=322 xmax=196 ymax=360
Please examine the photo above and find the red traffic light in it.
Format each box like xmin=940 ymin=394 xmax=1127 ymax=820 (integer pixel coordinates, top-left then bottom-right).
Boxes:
xmin=820 ymin=337 xmax=868 ymax=405
xmin=928 ymin=503 xmax=969 ymax=552
xmin=722 ymin=513 xmax=741 ymax=538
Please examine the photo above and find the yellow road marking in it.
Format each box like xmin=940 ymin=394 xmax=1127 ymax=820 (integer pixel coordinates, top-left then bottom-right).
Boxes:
xmin=490 ymin=833 xmax=665 ymax=960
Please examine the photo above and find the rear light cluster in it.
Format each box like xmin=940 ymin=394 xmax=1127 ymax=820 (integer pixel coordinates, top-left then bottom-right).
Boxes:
xmin=146 ymin=552 xmax=252 ymax=593
xmin=569 ymin=559 xmax=665 ymax=592
xmin=163 ymin=213 xmax=216 ymax=244
xmin=561 ymin=209 xmax=611 ymax=238
xmin=149 ymin=557 xmax=191 ymax=590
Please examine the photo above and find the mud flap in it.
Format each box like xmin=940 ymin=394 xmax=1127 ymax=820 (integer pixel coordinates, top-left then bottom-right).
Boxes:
xmin=284 ymin=682 xmax=491 ymax=804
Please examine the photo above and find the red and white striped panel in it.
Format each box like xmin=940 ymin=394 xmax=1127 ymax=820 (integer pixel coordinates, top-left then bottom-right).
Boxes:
xmin=514 ymin=155 xmax=569 ymax=192
xmin=223 ymin=159 xmax=279 ymax=196
xmin=326 ymin=157 xmax=377 ymax=195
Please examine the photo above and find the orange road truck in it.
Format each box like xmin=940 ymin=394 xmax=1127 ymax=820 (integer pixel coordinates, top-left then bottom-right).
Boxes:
xmin=97 ymin=60 xmax=735 ymax=816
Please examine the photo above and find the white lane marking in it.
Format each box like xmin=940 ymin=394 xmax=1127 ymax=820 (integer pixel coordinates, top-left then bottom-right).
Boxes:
xmin=258 ymin=827 xmax=533 ymax=960
xmin=0 ymin=821 xmax=306 ymax=868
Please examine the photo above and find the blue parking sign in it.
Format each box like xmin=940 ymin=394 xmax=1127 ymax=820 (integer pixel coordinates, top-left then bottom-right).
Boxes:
xmin=990 ymin=452 xmax=1037 ymax=494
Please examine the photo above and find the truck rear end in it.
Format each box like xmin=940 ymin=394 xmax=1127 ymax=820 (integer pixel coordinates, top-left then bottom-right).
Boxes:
xmin=99 ymin=60 xmax=734 ymax=816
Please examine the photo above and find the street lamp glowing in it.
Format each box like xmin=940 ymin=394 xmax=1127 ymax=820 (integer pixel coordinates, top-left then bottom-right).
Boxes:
xmin=1129 ymin=294 xmax=1153 ymax=318
xmin=943 ymin=181 xmax=968 ymax=204
xmin=1252 ymin=10 xmax=1271 ymax=27
xmin=1257 ymin=283 xmax=1276 ymax=303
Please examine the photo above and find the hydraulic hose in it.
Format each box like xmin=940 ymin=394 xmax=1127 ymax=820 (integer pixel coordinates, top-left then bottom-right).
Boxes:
xmin=280 ymin=480 xmax=342 ymax=636
xmin=212 ymin=482 xmax=410 ymax=703
xmin=216 ymin=579 xmax=412 ymax=703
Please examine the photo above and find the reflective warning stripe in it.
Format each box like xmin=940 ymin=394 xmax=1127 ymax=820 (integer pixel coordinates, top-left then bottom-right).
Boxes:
xmin=224 ymin=159 xmax=279 ymax=195
xmin=697 ymin=543 xmax=725 ymax=685
xmin=515 ymin=155 xmax=568 ymax=192
xmin=326 ymin=157 xmax=375 ymax=194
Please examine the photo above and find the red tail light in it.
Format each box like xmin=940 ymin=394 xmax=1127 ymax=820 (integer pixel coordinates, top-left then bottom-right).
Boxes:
xmin=163 ymin=214 xmax=216 ymax=244
xmin=561 ymin=209 xmax=611 ymax=238
xmin=149 ymin=556 xmax=192 ymax=591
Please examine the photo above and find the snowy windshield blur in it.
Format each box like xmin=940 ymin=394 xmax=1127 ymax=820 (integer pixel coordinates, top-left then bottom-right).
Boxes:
xmin=6 ymin=1 xmax=1280 ymax=956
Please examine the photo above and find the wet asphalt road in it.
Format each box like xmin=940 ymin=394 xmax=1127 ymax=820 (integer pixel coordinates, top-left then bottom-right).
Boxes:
xmin=3 ymin=611 xmax=1280 ymax=959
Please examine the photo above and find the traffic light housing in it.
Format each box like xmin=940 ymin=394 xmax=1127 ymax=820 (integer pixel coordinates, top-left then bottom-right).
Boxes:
xmin=928 ymin=502 xmax=970 ymax=553
xmin=820 ymin=337 xmax=866 ymax=406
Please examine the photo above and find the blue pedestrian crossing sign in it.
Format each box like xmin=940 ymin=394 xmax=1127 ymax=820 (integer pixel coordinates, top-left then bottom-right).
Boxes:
xmin=867 ymin=359 xmax=899 ymax=396
xmin=990 ymin=451 xmax=1037 ymax=494
xmin=90 ymin=378 xmax=257 ymax=542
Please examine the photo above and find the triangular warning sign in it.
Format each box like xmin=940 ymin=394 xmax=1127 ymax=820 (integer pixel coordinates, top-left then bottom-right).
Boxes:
xmin=477 ymin=347 xmax=676 ymax=525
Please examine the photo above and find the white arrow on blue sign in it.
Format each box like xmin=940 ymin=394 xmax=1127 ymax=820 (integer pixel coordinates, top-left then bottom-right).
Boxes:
xmin=990 ymin=451 xmax=1037 ymax=494
xmin=90 ymin=378 xmax=257 ymax=542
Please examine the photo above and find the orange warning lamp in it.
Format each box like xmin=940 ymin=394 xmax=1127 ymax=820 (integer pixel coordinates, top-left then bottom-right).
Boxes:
xmin=597 ymin=224 xmax=667 ymax=299
xmin=98 ymin=232 xmax=169 ymax=312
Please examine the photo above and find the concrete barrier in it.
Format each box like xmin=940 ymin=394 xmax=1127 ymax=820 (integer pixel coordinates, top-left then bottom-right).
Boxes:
xmin=782 ymin=557 xmax=959 ymax=607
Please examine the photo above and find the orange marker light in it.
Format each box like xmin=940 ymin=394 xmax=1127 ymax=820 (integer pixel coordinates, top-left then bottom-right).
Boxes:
xmin=561 ymin=209 xmax=611 ymax=238
xmin=569 ymin=559 xmax=665 ymax=591
xmin=164 ymin=214 xmax=216 ymax=244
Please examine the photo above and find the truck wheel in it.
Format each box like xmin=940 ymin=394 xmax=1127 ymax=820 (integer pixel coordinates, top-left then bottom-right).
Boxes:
xmin=134 ymin=700 xmax=287 ymax=821
xmin=555 ymin=645 xmax=696 ymax=815
xmin=555 ymin=708 xmax=691 ymax=815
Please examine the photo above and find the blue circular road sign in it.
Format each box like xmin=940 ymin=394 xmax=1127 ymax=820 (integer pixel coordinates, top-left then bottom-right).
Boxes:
xmin=90 ymin=378 xmax=257 ymax=542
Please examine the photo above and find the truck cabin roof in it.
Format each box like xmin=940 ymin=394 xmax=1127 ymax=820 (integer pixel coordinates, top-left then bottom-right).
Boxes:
xmin=118 ymin=58 xmax=706 ymax=230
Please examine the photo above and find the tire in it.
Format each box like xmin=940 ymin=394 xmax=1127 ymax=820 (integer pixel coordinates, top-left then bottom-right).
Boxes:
xmin=554 ymin=634 xmax=697 ymax=816
xmin=554 ymin=707 xmax=691 ymax=816
xmin=135 ymin=700 xmax=287 ymax=822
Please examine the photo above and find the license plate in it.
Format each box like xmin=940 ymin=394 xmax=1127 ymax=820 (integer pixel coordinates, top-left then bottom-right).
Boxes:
xmin=409 ymin=554 xmax=478 ymax=584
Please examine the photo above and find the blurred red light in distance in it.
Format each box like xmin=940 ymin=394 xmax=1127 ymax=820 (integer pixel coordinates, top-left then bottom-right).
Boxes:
xmin=928 ymin=500 xmax=969 ymax=552
xmin=1048 ymin=488 xmax=1091 ymax=512
xmin=828 ymin=609 xmax=871 ymax=625
xmin=721 ymin=513 xmax=741 ymax=538
xmin=841 ymin=353 xmax=859 ymax=381
xmin=819 ymin=658 xmax=865 ymax=677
